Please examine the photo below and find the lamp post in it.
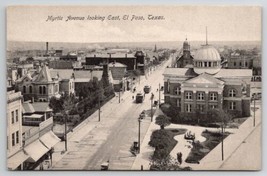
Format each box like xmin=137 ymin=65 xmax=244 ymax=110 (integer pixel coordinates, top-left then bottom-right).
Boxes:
xmin=253 ymin=95 xmax=256 ymax=127
xmin=64 ymin=110 xmax=69 ymax=151
xmin=151 ymin=93 xmax=154 ymax=122
xmin=158 ymin=83 xmax=161 ymax=106
xmin=98 ymin=92 xmax=101 ymax=122
xmin=119 ymin=90 xmax=121 ymax=103
xmin=138 ymin=116 xmax=141 ymax=153
xmin=221 ymin=123 xmax=224 ymax=161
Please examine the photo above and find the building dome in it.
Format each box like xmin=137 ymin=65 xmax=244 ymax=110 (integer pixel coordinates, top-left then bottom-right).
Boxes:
xmin=193 ymin=45 xmax=221 ymax=75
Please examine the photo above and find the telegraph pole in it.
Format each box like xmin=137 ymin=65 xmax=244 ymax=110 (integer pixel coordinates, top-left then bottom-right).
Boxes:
xmin=98 ymin=93 xmax=101 ymax=122
xmin=151 ymin=93 xmax=154 ymax=122
xmin=253 ymin=96 xmax=256 ymax=127
xmin=158 ymin=83 xmax=161 ymax=106
xmin=64 ymin=113 xmax=68 ymax=151
xmin=221 ymin=124 xmax=224 ymax=161
xmin=119 ymin=91 xmax=121 ymax=103
xmin=138 ymin=117 xmax=141 ymax=153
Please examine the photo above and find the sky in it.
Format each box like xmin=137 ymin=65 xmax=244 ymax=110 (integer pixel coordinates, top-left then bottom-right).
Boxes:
xmin=7 ymin=6 xmax=261 ymax=43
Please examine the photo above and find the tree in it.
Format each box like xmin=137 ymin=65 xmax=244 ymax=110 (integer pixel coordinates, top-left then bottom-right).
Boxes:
xmin=155 ymin=115 xmax=171 ymax=130
xmin=209 ymin=108 xmax=233 ymax=161
xmin=49 ymin=96 xmax=64 ymax=113
xmin=149 ymin=130 xmax=172 ymax=150
xmin=209 ymin=108 xmax=233 ymax=126
xmin=132 ymin=69 xmax=142 ymax=84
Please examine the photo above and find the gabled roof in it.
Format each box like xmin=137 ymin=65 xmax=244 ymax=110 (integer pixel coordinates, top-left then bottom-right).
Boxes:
xmin=31 ymin=102 xmax=52 ymax=112
xmin=23 ymin=102 xmax=52 ymax=113
xmin=184 ymin=73 xmax=224 ymax=85
xmin=34 ymin=65 xmax=52 ymax=82
xmin=22 ymin=102 xmax=35 ymax=114
xmin=50 ymin=69 xmax=113 ymax=83
xmin=163 ymin=68 xmax=198 ymax=77
xmin=16 ymin=73 xmax=33 ymax=83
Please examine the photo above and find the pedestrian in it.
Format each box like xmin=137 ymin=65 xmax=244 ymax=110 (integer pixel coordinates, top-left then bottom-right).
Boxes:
xmin=132 ymin=95 xmax=134 ymax=100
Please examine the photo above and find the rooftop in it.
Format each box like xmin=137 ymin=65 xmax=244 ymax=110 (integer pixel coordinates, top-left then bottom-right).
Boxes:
xmin=86 ymin=53 xmax=135 ymax=58
xmin=163 ymin=68 xmax=252 ymax=78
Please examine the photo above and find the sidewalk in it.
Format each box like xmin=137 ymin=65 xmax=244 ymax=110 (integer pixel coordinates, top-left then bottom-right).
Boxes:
xmin=131 ymin=108 xmax=164 ymax=170
xmin=131 ymin=102 xmax=262 ymax=170
xmin=193 ymin=105 xmax=262 ymax=170
xmin=50 ymin=88 xmax=138 ymax=169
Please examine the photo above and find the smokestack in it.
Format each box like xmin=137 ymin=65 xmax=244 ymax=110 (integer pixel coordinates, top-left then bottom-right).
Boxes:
xmin=46 ymin=42 xmax=49 ymax=54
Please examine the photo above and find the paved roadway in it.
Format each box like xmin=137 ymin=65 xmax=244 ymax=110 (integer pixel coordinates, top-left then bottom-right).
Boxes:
xmin=52 ymin=58 xmax=171 ymax=170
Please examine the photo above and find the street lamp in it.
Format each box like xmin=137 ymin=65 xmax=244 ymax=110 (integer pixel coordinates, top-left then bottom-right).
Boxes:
xmin=221 ymin=122 xmax=224 ymax=161
xmin=64 ymin=110 xmax=69 ymax=151
xmin=118 ymin=88 xmax=123 ymax=103
xmin=138 ymin=116 xmax=142 ymax=154
xmin=158 ymin=83 xmax=161 ymax=106
xmin=252 ymin=94 xmax=256 ymax=127
xmin=150 ymin=93 xmax=154 ymax=122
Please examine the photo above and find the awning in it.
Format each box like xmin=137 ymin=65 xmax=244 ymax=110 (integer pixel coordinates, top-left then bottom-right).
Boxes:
xmin=7 ymin=150 xmax=29 ymax=170
xmin=39 ymin=130 xmax=61 ymax=149
xmin=24 ymin=140 xmax=49 ymax=162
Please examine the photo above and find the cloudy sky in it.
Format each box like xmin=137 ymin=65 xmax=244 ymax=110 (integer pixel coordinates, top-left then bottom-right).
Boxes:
xmin=7 ymin=6 xmax=261 ymax=42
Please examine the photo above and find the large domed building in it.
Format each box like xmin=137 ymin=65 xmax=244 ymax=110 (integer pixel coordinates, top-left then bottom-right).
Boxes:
xmin=193 ymin=45 xmax=221 ymax=75
xmin=163 ymin=35 xmax=252 ymax=121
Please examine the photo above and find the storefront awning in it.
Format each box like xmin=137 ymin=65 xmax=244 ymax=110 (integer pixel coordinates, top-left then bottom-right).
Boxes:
xmin=39 ymin=130 xmax=61 ymax=149
xmin=24 ymin=140 xmax=49 ymax=162
xmin=7 ymin=150 xmax=29 ymax=170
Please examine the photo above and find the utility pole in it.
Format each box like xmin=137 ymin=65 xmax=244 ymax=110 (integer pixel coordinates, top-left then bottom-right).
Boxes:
xmin=221 ymin=124 xmax=224 ymax=161
xmin=119 ymin=90 xmax=121 ymax=103
xmin=158 ymin=83 xmax=161 ymax=106
xmin=64 ymin=113 xmax=68 ymax=151
xmin=253 ymin=96 xmax=256 ymax=127
xmin=138 ymin=117 xmax=141 ymax=154
xmin=98 ymin=92 xmax=101 ymax=122
xmin=151 ymin=93 xmax=154 ymax=122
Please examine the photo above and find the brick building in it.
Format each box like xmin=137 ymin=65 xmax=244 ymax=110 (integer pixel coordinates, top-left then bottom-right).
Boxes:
xmin=85 ymin=51 xmax=147 ymax=75
xmin=163 ymin=44 xmax=252 ymax=120
xmin=176 ymin=38 xmax=194 ymax=68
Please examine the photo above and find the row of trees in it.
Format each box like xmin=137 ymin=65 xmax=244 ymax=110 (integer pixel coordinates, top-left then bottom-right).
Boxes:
xmin=49 ymin=76 xmax=115 ymax=124
xmin=161 ymin=104 xmax=235 ymax=126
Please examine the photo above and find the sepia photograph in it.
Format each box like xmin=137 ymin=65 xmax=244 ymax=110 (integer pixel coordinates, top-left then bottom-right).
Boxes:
xmin=6 ymin=5 xmax=261 ymax=171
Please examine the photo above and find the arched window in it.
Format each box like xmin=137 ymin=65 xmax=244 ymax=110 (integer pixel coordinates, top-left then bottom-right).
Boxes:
xmin=39 ymin=86 xmax=42 ymax=94
xmin=43 ymin=86 xmax=46 ymax=94
xmin=29 ymin=86 xmax=32 ymax=93
xmin=229 ymin=89 xmax=236 ymax=97
xmin=23 ymin=86 xmax=26 ymax=93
